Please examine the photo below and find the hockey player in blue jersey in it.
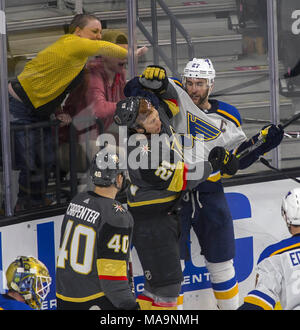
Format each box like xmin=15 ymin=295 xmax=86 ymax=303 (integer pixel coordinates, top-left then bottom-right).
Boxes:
xmin=239 ymin=188 xmax=300 ymax=310
xmin=177 ymin=58 xmax=284 ymax=309
xmin=127 ymin=60 xmax=284 ymax=309
xmin=0 ymin=256 xmax=51 ymax=310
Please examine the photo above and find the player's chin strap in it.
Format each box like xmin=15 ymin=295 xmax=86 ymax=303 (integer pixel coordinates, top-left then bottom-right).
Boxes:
xmin=259 ymin=157 xmax=300 ymax=184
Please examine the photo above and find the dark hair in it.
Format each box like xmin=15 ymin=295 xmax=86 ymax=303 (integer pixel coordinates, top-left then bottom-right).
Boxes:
xmin=69 ymin=14 xmax=100 ymax=34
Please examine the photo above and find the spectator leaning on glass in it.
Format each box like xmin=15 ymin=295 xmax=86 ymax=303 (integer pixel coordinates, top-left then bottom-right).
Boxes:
xmin=61 ymin=29 xmax=129 ymax=138
xmin=7 ymin=14 xmax=128 ymax=212
xmin=61 ymin=29 xmax=148 ymax=139
xmin=58 ymin=29 xmax=147 ymax=184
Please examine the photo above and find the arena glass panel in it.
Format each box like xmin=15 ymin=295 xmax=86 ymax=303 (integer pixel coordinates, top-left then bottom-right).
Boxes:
xmin=277 ymin=0 xmax=300 ymax=171
xmin=1 ymin=0 xmax=299 ymax=218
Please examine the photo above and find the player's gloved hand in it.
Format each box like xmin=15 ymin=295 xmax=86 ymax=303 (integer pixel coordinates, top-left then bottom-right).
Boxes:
xmin=221 ymin=151 xmax=239 ymax=176
xmin=258 ymin=124 xmax=284 ymax=154
xmin=208 ymin=146 xmax=226 ymax=172
xmin=139 ymin=65 xmax=169 ymax=93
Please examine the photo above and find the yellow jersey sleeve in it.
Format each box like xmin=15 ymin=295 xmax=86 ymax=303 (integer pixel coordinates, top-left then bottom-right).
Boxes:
xmin=63 ymin=35 xmax=128 ymax=59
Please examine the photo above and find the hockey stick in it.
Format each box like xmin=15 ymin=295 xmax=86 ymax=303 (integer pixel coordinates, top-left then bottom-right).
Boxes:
xmin=284 ymin=131 xmax=300 ymax=139
xmin=128 ymin=251 xmax=135 ymax=294
xmin=260 ymin=157 xmax=300 ymax=184
xmin=237 ymin=112 xmax=300 ymax=160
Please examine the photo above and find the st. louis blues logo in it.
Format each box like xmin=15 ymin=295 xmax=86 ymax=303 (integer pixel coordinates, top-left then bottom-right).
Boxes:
xmin=187 ymin=112 xmax=221 ymax=141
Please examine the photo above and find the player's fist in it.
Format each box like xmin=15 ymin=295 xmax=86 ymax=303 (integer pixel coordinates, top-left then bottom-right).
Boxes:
xmin=143 ymin=65 xmax=166 ymax=80
xmin=139 ymin=65 xmax=168 ymax=93
xmin=221 ymin=151 xmax=239 ymax=176
xmin=208 ymin=146 xmax=226 ymax=172
xmin=208 ymin=147 xmax=239 ymax=175
xmin=258 ymin=124 xmax=284 ymax=154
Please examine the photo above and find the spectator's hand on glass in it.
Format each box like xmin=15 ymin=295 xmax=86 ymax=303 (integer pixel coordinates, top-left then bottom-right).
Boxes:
xmin=136 ymin=46 xmax=148 ymax=57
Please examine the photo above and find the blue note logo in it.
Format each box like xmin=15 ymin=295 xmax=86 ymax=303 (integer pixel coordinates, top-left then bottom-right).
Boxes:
xmin=187 ymin=111 xmax=221 ymax=142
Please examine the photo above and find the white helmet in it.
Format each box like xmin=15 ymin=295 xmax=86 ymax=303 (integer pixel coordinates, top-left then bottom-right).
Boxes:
xmin=281 ymin=188 xmax=300 ymax=227
xmin=182 ymin=58 xmax=216 ymax=87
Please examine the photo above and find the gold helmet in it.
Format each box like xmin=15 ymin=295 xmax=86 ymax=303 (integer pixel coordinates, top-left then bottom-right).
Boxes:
xmin=6 ymin=256 xmax=52 ymax=310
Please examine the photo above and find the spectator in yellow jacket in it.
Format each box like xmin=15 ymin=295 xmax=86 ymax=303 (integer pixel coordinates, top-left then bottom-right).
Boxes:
xmin=8 ymin=14 xmax=128 ymax=212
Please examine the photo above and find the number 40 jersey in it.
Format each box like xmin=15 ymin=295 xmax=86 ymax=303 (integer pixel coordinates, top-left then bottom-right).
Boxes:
xmin=56 ymin=191 xmax=136 ymax=309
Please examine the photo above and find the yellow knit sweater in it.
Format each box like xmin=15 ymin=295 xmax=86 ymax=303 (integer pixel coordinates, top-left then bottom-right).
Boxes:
xmin=17 ymin=34 xmax=128 ymax=109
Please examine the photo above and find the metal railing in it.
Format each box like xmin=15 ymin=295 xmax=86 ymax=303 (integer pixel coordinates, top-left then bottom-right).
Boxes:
xmin=3 ymin=116 xmax=103 ymax=216
xmin=136 ymin=0 xmax=195 ymax=78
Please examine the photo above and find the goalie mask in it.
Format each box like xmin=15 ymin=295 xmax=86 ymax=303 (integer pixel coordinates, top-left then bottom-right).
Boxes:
xmin=6 ymin=256 xmax=51 ymax=310
xmin=183 ymin=58 xmax=216 ymax=96
xmin=90 ymin=147 xmax=126 ymax=188
xmin=281 ymin=188 xmax=300 ymax=227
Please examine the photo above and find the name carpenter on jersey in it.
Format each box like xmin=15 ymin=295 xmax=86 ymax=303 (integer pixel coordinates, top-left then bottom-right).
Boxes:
xmin=66 ymin=203 xmax=100 ymax=224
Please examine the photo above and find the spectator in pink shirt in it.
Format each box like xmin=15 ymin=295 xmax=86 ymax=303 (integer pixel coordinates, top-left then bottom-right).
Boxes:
xmin=83 ymin=48 xmax=127 ymax=132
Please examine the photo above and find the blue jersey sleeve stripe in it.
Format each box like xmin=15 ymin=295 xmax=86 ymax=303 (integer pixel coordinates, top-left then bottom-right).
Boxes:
xmin=248 ymin=290 xmax=276 ymax=308
xmin=258 ymin=236 xmax=300 ymax=264
xmin=170 ymin=77 xmax=183 ymax=88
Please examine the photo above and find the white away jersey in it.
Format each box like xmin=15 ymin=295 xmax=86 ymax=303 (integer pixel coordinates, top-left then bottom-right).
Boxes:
xmin=170 ymin=79 xmax=247 ymax=154
xmin=169 ymin=79 xmax=247 ymax=183
xmin=244 ymin=234 xmax=300 ymax=310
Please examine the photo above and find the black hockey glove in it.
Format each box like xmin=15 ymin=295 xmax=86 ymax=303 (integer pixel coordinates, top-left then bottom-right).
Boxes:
xmin=236 ymin=124 xmax=284 ymax=169
xmin=259 ymin=124 xmax=284 ymax=153
xmin=208 ymin=146 xmax=225 ymax=172
xmin=221 ymin=152 xmax=239 ymax=176
xmin=139 ymin=65 xmax=169 ymax=94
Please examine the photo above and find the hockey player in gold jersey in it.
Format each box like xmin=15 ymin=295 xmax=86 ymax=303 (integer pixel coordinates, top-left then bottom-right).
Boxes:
xmin=56 ymin=147 xmax=139 ymax=310
xmin=113 ymin=94 xmax=237 ymax=310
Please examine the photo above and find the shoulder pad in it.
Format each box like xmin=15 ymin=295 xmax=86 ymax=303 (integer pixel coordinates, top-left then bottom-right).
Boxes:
xmin=98 ymin=198 xmax=133 ymax=229
xmin=257 ymin=236 xmax=300 ymax=264
xmin=169 ymin=77 xmax=183 ymax=89
xmin=216 ymin=101 xmax=242 ymax=127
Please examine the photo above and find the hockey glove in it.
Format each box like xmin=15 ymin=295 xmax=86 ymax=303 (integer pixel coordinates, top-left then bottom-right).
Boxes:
xmin=139 ymin=65 xmax=169 ymax=93
xmin=208 ymin=146 xmax=227 ymax=173
xmin=220 ymin=151 xmax=239 ymax=176
xmin=236 ymin=124 xmax=284 ymax=169
xmin=260 ymin=124 xmax=284 ymax=153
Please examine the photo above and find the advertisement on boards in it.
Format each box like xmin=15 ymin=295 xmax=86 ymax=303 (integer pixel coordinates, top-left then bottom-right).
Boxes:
xmin=0 ymin=178 xmax=298 ymax=310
